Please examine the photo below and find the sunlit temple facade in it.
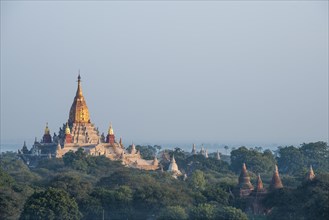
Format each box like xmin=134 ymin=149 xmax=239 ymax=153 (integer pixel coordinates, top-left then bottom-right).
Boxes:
xmin=19 ymin=75 xmax=158 ymax=170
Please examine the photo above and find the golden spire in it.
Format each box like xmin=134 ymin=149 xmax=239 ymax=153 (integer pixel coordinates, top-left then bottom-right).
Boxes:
xmin=68 ymin=74 xmax=90 ymax=124
xmin=76 ymin=73 xmax=83 ymax=97
xmin=108 ymin=123 xmax=114 ymax=135
xmin=44 ymin=122 xmax=50 ymax=134
xmin=65 ymin=122 xmax=71 ymax=134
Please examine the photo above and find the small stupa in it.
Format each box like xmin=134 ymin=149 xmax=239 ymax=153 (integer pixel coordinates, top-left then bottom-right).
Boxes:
xmin=270 ymin=165 xmax=283 ymax=190
xmin=305 ymin=165 xmax=315 ymax=181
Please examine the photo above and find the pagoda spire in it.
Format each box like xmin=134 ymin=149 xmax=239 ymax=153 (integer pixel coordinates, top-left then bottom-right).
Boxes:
xmin=119 ymin=137 xmax=123 ymax=147
xmin=106 ymin=123 xmax=115 ymax=145
xmin=172 ymin=154 xmax=176 ymax=163
xmin=108 ymin=122 xmax=114 ymax=135
xmin=238 ymin=163 xmax=254 ymax=190
xmin=305 ymin=165 xmax=315 ymax=181
xmin=42 ymin=122 xmax=52 ymax=143
xmin=64 ymin=122 xmax=72 ymax=144
xmin=216 ymin=150 xmax=221 ymax=160
xmin=44 ymin=122 xmax=50 ymax=135
xmin=65 ymin=122 xmax=71 ymax=134
xmin=131 ymin=142 xmax=136 ymax=154
xmin=168 ymin=154 xmax=181 ymax=175
xmin=192 ymin=144 xmax=196 ymax=154
xmin=256 ymin=174 xmax=264 ymax=191
xmin=76 ymin=73 xmax=83 ymax=97
xmin=69 ymin=73 xmax=90 ymax=124
xmin=270 ymin=165 xmax=283 ymax=190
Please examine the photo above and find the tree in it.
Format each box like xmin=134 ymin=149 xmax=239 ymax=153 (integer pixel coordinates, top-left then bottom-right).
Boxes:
xmin=189 ymin=170 xmax=206 ymax=191
xmin=62 ymin=148 xmax=89 ymax=171
xmin=202 ymin=184 xmax=229 ymax=205
xmin=224 ymin=146 xmax=229 ymax=155
xmin=50 ymin=173 xmax=93 ymax=202
xmin=230 ymin=146 xmax=276 ymax=174
xmin=263 ymin=173 xmax=329 ymax=220
xmin=276 ymin=146 xmax=305 ymax=175
xmin=190 ymin=203 xmax=217 ymax=220
xmin=20 ymin=188 xmax=81 ymax=220
xmin=276 ymin=142 xmax=329 ymax=175
xmin=157 ymin=206 xmax=188 ymax=220
xmin=300 ymin=142 xmax=329 ymax=172
xmin=217 ymin=206 xmax=248 ymax=220
xmin=126 ymin=145 xmax=157 ymax=160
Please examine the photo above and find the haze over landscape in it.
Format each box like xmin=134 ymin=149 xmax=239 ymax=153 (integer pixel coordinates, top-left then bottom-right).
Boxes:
xmin=1 ymin=1 xmax=328 ymax=151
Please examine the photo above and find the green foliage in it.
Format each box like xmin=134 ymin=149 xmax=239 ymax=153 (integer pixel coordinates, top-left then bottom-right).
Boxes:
xmin=1 ymin=142 xmax=328 ymax=219
xmin=189 ymin=170 xmax=206 ymax=191
xmin=20 ymin=187 xmax=81 ymax=220
xmin=49 ymin=172 xmax=93 ymax=202
xmin=277 ymin=142 xmax=329 ymax=175
xmin=202 ymin=183 xmax=230 ymax=205
xmin=157 ymin=206 xmax=188 ymax=220
xmin=264 ymin=174 xmax=329 ymax=220
xmin=0 ymin=187 xmax=23 ymax=219
xmin=276 ymin=146 xmax=305 ymax=175
xmin=0 ymin=167 xmax=15 ymax=187
xmin=230 ymin=146 xmax=276 ymax=174
xmin=190 ymin=203 xmax=217 ymax=220
xmin=217 ymin=206 xmax=248 ymax=220
xmin=63 ymin=148 xmax=88 ymax=171
xmin=126 ymin=145 xmax=158 ymax=159
xmin=185 ymin=154 xmax=231 ymax=175
xmin=0 ymin=167 xmax=28 ymax=220
xmin=62 ymin=148 xmax=123 ymax=175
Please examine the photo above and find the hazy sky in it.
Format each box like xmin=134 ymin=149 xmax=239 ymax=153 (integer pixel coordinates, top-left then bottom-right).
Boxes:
xmin=1 ymin=1 xmax=328 ymax=148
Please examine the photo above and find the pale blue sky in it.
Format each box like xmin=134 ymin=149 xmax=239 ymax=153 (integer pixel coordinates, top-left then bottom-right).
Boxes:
xmin=1 ymin=1 xmax=328 ymax=149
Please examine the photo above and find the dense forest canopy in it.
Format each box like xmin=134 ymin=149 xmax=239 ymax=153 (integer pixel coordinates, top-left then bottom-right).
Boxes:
xmin=0 ymin=142 xmax=328 ymax=220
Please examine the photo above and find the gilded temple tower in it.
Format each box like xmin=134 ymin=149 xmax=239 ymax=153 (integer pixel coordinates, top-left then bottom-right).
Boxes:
xmin=42 ymin=123 xmax=52 ymax=143
xmin=68 ymin=74 xmax=90 ymax=125
xmin=65 ymin=122 xmax=72 ymax=144
xmin=67 ymin=74 xmax=99 ymax=144
xmin=106 ymin=123 xmax=116 ymax=145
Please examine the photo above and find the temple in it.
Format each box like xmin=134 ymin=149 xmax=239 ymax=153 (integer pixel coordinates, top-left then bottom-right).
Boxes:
xmin=167 ymin=155 xmax=182 ymax=177
xmin=236 ymin=163 xmax=254 ymax=197
xmin=233 ymin=163 xmax=284 ymax=215
xmin=270 ymin=165 xmax=283 ymax=190
xmin=190 ymin=144 xmax=217 ymax=159
xmin=19 ymin=74 xmax=158 ymax=170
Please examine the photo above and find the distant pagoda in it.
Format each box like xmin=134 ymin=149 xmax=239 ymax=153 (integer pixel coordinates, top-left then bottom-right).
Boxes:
xmin=270 ymin=165 xmax=283 ymax=190
xmin=19 ymin=73 xmax=159 ymax=171
xmin=305 ymin=165 xmax=315 ymax=181
xmin=237 ymin=163 xmax=254 ymax=197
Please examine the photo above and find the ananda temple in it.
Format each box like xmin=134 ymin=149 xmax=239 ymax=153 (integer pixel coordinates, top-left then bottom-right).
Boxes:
xmin=18 ymin=75 xmax=159 ymax=170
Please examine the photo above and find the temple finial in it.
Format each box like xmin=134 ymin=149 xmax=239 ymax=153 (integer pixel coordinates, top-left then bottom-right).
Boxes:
xmin=306 ymin=165 xmax=315 ymax=181
xmin=76 ymin=72 xmax=82 ymax=97
xmin=65 ymin=122 xmax=71 ymax=134
xmin=270 ymin=165 xmax=283 ymax=190
xmin=242 ymin=163 xmax=247 ymax=171
xmin=256 ymin=174 xmax=264 ymax=191
xmin=108 ymin=122 xmax=114 ymax=135
xmin=44 ymin=122 xmax=50 ymax=134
